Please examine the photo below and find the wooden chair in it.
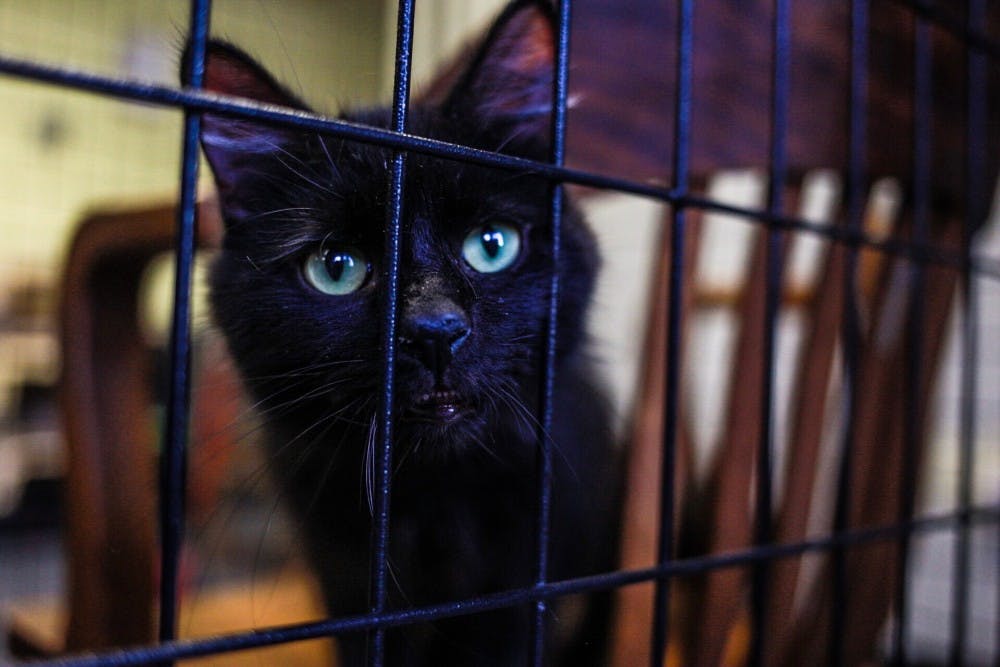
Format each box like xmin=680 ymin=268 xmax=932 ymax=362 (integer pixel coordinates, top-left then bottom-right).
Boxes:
xmin=607 ymin=173 xmax=972 ymax=667
xmin=6 ymin=201 xmax=335 ymax=665
xmin=564 ymin=2 xmax=994 ymax=663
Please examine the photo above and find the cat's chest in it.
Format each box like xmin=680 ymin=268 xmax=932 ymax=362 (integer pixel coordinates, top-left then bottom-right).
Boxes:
xmin=389 ymin=467 xmax=537 ymax=594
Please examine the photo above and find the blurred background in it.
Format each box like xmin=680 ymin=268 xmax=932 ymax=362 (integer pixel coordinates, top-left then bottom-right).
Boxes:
xmin=0 ymin=1 xmax=996 ymax=665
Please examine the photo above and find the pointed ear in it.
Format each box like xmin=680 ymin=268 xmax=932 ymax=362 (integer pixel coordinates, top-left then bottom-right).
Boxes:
xmin=441 ymin=0 xmax=556 ymax=144
xmin=182 ymin=41 xmax=312 ymax=211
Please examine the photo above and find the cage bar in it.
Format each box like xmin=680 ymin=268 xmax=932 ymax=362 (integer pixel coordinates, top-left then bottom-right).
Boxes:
xmin=830 ymin=1 xmax=869 ymax=665
xmin=530 ymin=1 xmax=573 ymax=663
xmin=25 ymin=506 xmax=995 ymax=667
xmin=157 ymin=0 xmax=211 ymax=650
xmin=888 ymin=0 xmax=1000 ymax=60
xmin=950 ymin=1 xmax=987 ymax=664
xmin=0 ymin=49 xmax=990 ymax=277
xmin=368 ymin=1 xmax=415 ymax=664
xmin=748 ymin=0 xmax=791 ymax=664
xmin=650 ymin=1 xmax=693 ymax=665
xmin=892 ymin=10 xmax=933 ymax=665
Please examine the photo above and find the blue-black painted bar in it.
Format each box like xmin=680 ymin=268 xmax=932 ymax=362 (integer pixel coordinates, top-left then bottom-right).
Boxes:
xmin=830 ymin=2 xmax=869 ymax=665
xmin=885 ymin=0 xmax=1000 ymax=61
xmin=369 ymin=1 xmax=415 ymax=664
xmin=530 ymin=2 xmax=573 ymax=663
xmin=651 ymin=1 xmax=693 ymax=665
xmin=0 ymin=53 xmax=996 ymax=280
xmin=894 ymin=10 xmax=933 ymax=666
xmin=32 ymin=507 xmax=1000 ymax=667
xmin=158 ymin=0 xmax=210 ymax=650
xmin=749 ymin=0 xmax=790 ymax=664
xmin=0 ymin=53 xmax=667 ymax=201
xmin=950 ymin=2 xmax=986 ymax=665
xmin=680 ymin=193 xmax=1000 ymax=279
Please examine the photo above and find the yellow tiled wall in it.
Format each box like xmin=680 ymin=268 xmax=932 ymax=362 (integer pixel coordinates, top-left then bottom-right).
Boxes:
xmin=0 ymin=0 xmax=387 ymax=408
xmin=0 ymin=0 xmax=385 ymax=274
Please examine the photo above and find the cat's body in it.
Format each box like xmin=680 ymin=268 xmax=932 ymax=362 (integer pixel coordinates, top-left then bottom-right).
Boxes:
xmin=194 ymin=1 xmax=619 ymax=664
xmin=261 ymin=356 xmax=615 ymax=665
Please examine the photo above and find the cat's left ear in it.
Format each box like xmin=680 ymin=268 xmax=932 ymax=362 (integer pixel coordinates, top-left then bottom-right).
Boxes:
xmin=439 ymin=0 xmax=556 ymax=146
xmin=181 ymin=41 xmax=313 ymax=210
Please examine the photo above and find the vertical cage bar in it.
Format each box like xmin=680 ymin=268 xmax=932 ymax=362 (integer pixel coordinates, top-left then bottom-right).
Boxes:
xmin=530 ymin=1 xmax=572 ymax=663
xmin=894 ymin=10 xmax=932 ymax=666
xmin=650 ymin=0 xmax=693 ymax=664
xmin=950 ymin=1 xmax=986 ymax=664
xmin=830 ymin=2 xmax=868 ymax=665
xmin=159 ymin=0 xmax=211 ymax=648
xmin=369 ymin=1 xmax=414 ymax=664
xmin=749 ymin=0 xmax=790 ymax=664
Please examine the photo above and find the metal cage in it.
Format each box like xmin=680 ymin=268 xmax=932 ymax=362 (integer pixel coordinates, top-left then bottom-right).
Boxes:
xmin=0 ymin=0 xmax=997 ymax=665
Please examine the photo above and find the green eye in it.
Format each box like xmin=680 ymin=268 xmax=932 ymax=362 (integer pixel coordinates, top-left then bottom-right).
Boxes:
xmin=303 ymin=247 xmax=369 ymax=295
xmin=462 ymin=223 xmax=521 ymax=273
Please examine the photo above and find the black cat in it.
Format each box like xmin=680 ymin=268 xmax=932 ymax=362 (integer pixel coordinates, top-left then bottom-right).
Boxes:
xmin=192 ymin=1 xmax=619 ymax=664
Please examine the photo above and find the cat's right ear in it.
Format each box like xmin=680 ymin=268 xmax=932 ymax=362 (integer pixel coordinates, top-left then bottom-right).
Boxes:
xmin=181 ymin=41 xmax=312 ymax=208
xmin=435 ymin=0 xmax=556 ymax=149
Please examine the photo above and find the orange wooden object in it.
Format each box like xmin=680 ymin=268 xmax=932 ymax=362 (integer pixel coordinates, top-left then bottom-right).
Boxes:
xmin=58 ymin=201 xmax=223 ymax=650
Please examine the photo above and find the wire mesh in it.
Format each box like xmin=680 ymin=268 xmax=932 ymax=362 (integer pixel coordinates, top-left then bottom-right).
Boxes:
xmin=0 ymin=1 xmax=996 ymax=666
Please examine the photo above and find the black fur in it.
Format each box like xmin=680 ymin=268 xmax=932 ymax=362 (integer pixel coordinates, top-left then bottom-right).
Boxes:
xmin=192 ymin=2 xmax=619 ymax=664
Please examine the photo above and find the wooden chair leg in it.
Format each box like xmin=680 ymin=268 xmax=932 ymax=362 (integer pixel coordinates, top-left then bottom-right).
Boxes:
xmin=609 ymin=205 xmax=701 ymax=667
xmin=779 ymin=215 xmax=963 ymax=666
xmin=688 ymin=179 xmax=802 ymax=667
xmin=59 ymin=202 xmax=221 ymax=650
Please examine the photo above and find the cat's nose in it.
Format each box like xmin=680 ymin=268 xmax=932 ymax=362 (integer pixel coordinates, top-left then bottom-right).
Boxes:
xmin=399 ymin=303 xmax=470 ymax=384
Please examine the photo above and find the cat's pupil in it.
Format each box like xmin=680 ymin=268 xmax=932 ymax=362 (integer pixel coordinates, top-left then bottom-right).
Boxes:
xmin=325 ymin=253 xmax=351 ymax=281
xmin=481 ymin=227 xmax=504 ymax=258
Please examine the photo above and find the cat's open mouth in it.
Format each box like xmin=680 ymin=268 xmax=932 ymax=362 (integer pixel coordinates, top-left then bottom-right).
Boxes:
xmin=408 ymin=389 xmax=470 ymax=423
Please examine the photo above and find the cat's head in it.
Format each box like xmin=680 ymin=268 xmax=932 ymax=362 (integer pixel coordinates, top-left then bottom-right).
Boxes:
xmin=192 ymin=0 xmax=598 ymax=456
